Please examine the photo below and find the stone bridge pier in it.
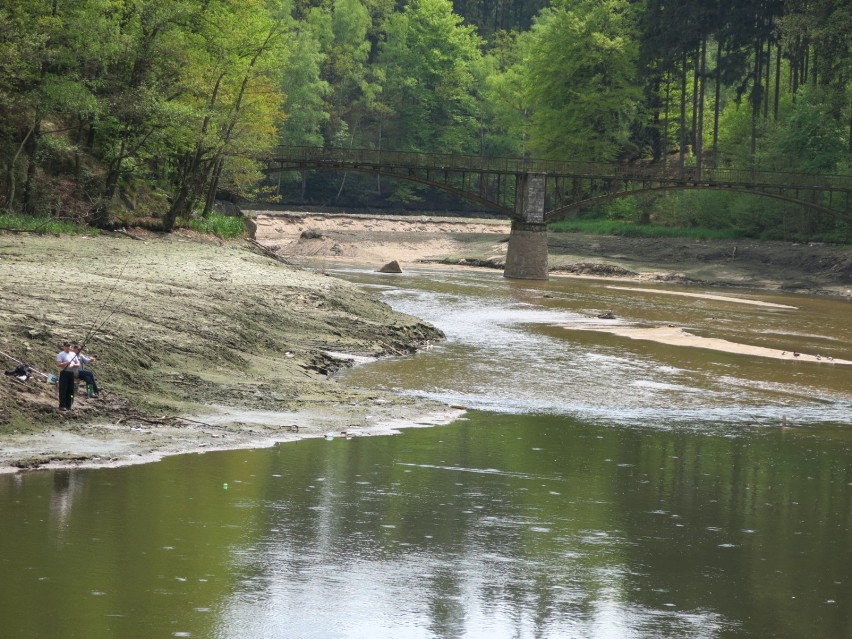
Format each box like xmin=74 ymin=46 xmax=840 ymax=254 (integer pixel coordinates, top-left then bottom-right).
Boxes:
xmin=504 ymin=173 xmax=548 ymax=280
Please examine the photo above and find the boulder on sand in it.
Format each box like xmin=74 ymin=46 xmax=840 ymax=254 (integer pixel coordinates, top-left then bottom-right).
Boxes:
xmin=378 ymin=260 xmax=403 ymax=273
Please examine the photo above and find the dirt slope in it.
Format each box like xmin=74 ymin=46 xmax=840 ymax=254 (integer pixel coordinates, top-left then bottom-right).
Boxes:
xmin=0 ymin=230 xmax=449 ymax=471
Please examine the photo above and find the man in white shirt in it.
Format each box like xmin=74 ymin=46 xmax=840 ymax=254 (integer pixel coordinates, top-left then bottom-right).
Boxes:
xmin=55 ymin=342 xmax=80 ymax=410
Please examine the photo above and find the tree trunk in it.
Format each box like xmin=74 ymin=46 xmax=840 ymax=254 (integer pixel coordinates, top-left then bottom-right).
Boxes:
xmin=692 ymin=48 xmax=700 ymax=157
xmin=790 ymin=48 xmax=796 ymax=94
xmin=763 ymin=39 xmax=771 ymax=119
xmin=750 ymin=37 xmax=763 ymax=166
xmin=663 ymin=74 xmax=671 ymax=167
xmin=696 ymin=37 xmax=706 ymax=177
xmin=679 ymin=51 xmax=688 ymax=170
xmin=649 ymin=76 xmax=662 ymax=161
xmin=712 ymin=40 xmax=722 ymax=165
xmin=202 ymin=156 xmax=224 ymax=217
xmin=22 ymin=122 xmax=41 ymax=214
xmin=811 ymin=42 xmax=818 ymax=86
xmin=4 ymin=125 xmax=35 ymax=210
xmin=92 ymin=139 xmax=126 ymax=227
xmin=774 ymin=43 xmax=782 ymax=121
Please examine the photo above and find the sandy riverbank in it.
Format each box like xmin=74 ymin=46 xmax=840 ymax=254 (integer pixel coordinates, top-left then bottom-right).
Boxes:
xmin=253 ymin=210 xmax=852 ymax=297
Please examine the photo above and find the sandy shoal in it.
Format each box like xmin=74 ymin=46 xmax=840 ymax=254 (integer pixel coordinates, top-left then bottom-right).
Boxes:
xmin=604 ymin=286 xmax=798 ymax=309
xmin=562 ymin=323 xmax=852 ymax=364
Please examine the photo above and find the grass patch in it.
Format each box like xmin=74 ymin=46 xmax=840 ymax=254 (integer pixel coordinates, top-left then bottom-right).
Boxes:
xmin=0 ymin=213 xmax=97 ymax=235
xmin=549 ymin=219 xmax=746 ymax=241
xmin=186 ymin=212 xmax=246 ymax=239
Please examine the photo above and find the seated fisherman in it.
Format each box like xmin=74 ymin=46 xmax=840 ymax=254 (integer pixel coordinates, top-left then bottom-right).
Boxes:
xmin=72 ymin=344 xmax=100 ymax=398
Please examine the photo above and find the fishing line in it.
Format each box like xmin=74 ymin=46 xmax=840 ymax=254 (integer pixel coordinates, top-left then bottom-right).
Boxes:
xmin=79 ymin=255 xmax=133 ymax=350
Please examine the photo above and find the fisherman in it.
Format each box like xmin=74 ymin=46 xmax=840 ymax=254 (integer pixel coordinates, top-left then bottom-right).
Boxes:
xmin=55 ymin=342 xmax=80 ymax=410
xmin=72 ymin=344 xmax=100 ymax=398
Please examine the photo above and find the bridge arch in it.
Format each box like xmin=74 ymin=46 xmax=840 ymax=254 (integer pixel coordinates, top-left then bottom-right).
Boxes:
xmin=263 ymin=164 xmax=514 ymax=216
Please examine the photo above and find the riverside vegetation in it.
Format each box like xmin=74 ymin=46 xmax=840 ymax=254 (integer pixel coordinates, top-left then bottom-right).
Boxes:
xmin=0 ymin=0 xmax=849 ymax=243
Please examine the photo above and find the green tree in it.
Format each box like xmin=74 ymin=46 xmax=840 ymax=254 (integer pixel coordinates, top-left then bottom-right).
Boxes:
xmin=480 ymin=30 xmax=530 ymax=157
xmin=522 ymin=0 xmax=640 ymax=161
xmin=278 ymin=19 xmax=331 ymax=198
xmin=376 ymin=0 xmax=484 ymax=154
xmin=0 ymin=0 xmax=102 ymax=213
xmin=162 ymin=0 xmax=291 ymax=230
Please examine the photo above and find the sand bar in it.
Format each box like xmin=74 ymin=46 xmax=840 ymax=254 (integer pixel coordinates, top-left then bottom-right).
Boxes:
xmin=605 ymin=286 xmax=798 ymax=309
xmin=563 ymin=324 xmax=852 ymax=364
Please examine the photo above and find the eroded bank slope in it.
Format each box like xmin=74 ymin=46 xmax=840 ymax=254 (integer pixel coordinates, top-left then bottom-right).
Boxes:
xmin=0 ymin=232 xmax=448 ymax=471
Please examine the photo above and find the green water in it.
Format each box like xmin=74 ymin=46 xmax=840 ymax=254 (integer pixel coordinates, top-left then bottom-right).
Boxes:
xmin=1 ymin=416 xmax=849 ymax=638
xmin=1 ymin=267 xmax=850 ymax=638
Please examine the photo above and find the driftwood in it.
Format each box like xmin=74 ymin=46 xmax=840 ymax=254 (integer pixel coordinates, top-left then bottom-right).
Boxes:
xmin=0 ymin=227 xmax=52 ymax=234
xmin=113 ymin=228 xmax=145 ymax=241
xmin=246 ymin=237 xmax=293 ymax=264
xmin=116 ymin=412 xmax=299 ymax=433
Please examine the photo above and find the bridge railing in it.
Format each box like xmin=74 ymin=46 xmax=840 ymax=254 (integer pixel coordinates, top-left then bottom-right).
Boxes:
xmin=273 ymin=146 xmax=852 ymax=192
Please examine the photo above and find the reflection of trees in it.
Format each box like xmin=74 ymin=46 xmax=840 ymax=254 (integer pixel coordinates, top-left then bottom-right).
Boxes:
xmin=247 ymin=415 xmax=642 ymax=635
xmin=614 ymin=429 xmax=851 ymax=638
xmin=216 ymin=414 xmax=849 ymax=637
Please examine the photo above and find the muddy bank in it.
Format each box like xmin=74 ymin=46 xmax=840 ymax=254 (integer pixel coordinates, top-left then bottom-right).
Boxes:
xmin=0 ymin=231 xmax=455 ymax=472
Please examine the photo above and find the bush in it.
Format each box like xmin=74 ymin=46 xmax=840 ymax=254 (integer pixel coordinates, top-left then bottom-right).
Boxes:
xmin=186 ymin=212 xmax=246 ymax=239
xmin=0 ymin=212 xmax=96 ymax=235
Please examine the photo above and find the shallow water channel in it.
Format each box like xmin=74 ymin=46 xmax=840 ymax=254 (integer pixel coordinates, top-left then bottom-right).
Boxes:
xmin=2 ymin=267 xmax=851 ymax=638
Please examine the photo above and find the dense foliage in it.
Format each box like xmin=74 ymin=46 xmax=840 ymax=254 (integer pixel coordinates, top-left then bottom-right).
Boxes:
xmin=0 ymin=0 xmax=849 ymax=239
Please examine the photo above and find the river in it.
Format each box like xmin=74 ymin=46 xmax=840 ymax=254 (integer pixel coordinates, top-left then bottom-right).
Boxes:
xmin=1 ymin=266 xmax=850 ymax=638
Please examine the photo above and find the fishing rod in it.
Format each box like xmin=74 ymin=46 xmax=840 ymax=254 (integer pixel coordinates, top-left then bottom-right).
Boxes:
xmin=78 ymin=255 xmax=132 ymax=351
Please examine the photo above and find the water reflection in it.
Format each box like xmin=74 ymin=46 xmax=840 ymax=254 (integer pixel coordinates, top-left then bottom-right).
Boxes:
xmin=1 ymin=419 xmax=849 ymax=638
xmin=49 ymin=470 xmax=83 ymax=532
xmin=206 ymin=415 xmax=848 ymax=638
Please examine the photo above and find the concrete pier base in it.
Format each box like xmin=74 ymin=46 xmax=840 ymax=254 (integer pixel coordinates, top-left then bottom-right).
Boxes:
xmin=504 ymin=221 xmax=548 ymax=280
xmin=504 ymin=172 xmax=548 ymax=280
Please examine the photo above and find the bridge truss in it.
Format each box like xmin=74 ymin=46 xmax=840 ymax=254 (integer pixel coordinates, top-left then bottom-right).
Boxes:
xmin=266 ymin=146 xmax=852 ymax=224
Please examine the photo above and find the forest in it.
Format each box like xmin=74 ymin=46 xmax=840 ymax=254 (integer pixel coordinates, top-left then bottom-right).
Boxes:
xmin=0 ymin=0 xmax=850 ymax=240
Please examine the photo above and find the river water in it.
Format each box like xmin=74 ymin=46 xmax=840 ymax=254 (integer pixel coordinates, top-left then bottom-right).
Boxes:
xmin=1 ymin=266 xmax=850 ymax=638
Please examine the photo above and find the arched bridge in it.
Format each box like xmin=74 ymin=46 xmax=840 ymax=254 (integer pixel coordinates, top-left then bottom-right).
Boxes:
xmin=266 ymin=146 xmax=852 ymax=280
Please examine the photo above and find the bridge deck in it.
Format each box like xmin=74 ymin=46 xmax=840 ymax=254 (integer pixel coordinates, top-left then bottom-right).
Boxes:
xmin=272 ymin=146 xmax=852 ymax=193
